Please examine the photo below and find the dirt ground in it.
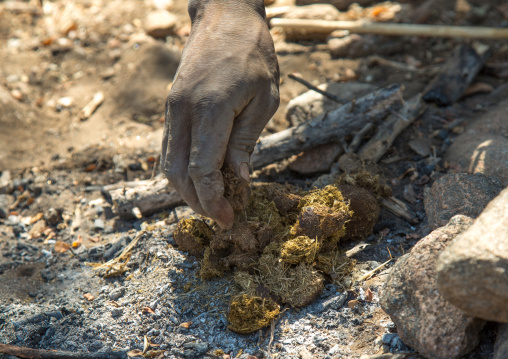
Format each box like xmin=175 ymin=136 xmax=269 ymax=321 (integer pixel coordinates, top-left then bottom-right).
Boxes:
xmin=1 ymin=0 xmax=507 ymax=358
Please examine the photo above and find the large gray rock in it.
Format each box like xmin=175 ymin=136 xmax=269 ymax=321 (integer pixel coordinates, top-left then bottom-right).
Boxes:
xmin=495 ymin=324 xmax=508 ymax=359
xmin=436 ymin=187 xmax=508 ymax=323
xmin=445 ymin=99 xmax=508 ymax=186
xmin=424 ymin=173 xmax=502 ymax=229
xmin=380 ymin=215 xmax=485 ymax=359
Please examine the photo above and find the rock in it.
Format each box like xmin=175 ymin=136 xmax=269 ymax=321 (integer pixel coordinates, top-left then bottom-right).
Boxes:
xmin=109 ymin=287 xmax=125 ymax=301
xmin=45 ymin=207 xmax=63 ymax=226
xmin=445 ymin=99 xmax=508 ymax=186
xmin=288 ymin=143 xmax=343 ymax=175
xmin=436 ymin=187 xmax=508 ymax=323
xmin=183 ymin=342 xmax=209 ymax=356
xmin=495 ymin=324 xmax=508 ymax=359
xmin=93 ymin=218 xmax=105 ymax=232
xmin=0 ymin=170 xmax=12 ymax=194
xmin=151 ymin=0 xmax=174 ymax=10
xmin=380 ymin=215 xmax=485 ymax=359
xmin=283 ymin=4 xmax=340 ymax=21
xmin=296 ymin=0 xmax=378 ymax=11
xmin=282 ymin=4 xmax=340 ymax=40
xmin=144 ymin=10 xmax=178 ymax=38
xmin=29 ymin=220 xmax=46 ymax=239
xmin=424 ymin=173 xmax=502 ymax=229
xmin=408 ymin=137 xmax=432 ymax=157
xmin=0 ymin=194 xmax=14 ymax=218
xmin=285 ymin=82 xmax=375 ymax=126
xmin=111 ymin=308 xmax=123 ymax=318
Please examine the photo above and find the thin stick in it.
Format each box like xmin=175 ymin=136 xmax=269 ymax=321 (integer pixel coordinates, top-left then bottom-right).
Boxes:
xmin=270 ymin=18 xmax=508 ymax=39
xmin=0 ymin=344 xmax=126 ymax=359
xmin=267 ymin=319 xmax=275 ymax=359
xmin=288 ymin=73 xmax=343 ymax=103
xmin=355 ymin=257 xmax=392 ymax=284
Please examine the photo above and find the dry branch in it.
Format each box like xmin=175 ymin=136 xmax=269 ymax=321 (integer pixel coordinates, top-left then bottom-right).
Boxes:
xmin=102 ymin=175 xmax=183 ymax=219
xmin=422 ymin=43 xmax=491 ymax=106
xmin=251 ymin=84 xmax=404 ymax=170
xmin=359 ymin=96 xmax=426 ymax=162
xmin=269 ymin=18 xmax=508 ymax=39
xmin=380 ymin=196 xmax=419 ymax=224
xmin=0 ymin=344 xmax=126 ymax=359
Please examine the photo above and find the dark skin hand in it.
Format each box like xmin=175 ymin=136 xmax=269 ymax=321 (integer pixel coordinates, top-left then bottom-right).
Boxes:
xmin=161 ymin=0 xmax=280 ymax=229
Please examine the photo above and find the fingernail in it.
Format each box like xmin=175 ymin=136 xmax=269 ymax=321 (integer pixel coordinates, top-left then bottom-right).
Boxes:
xmin=239 ymin=162 xmax=250 ymax=183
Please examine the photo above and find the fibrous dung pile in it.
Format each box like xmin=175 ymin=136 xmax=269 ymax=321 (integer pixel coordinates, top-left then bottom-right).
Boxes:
xmin=173 ymin=167 xmax=383 ymax=333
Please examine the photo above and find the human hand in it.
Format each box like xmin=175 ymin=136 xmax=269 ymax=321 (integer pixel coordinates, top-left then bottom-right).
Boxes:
xmin=161 ymin=0 xmax=280 ymax=229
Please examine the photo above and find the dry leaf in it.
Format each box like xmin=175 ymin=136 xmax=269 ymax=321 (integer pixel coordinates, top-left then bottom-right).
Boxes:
xmin=143 ymin=350 xmax=164 ymax=358
xmin=29 ymin=212 xmax=44 ymax=224
xmin=142 ymin=307 xmax=155 ymax=314
xmin=83 ymin=293 xmax=95 ymax=301
xmin=179 ymin=321 xmax=192 ymax=329
xmin=85 ymin=163 xmax=97 ymax=172
xmin=54 ymin=241 xmax=72 ymax=253
xmin=88 ymin=237 xmax=99 ymax=243
xmin=72 ymin=234 xmax=83 ymax=248
xmin=348 ymin=299 xmax=359 ymax=309
xmin=365 ymin=288 xmax=373 ymax=302
xmin=127 ymin=349 xmax=144 ymax=357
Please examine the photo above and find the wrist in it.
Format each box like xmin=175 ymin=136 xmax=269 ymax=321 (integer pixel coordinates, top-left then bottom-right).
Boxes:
xmin=188 ymin=0 xmax=265 ymax=22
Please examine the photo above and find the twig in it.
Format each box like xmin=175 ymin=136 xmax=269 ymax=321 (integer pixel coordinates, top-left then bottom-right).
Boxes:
xmin=78 ymin=92 xmax=104 ymax=121
xmin=288 ymin=73 xmax=343 ymax=103
xmin=347 ymin=122 xmax=374 ymax=153
xmin=0 ymin=344 xmax=126 ymax=359
xmin=86 ymin=231 xmax=145 ymax=272
xmin=270 ymin=18 xmax=508 ymax=39
xmin=380 ymin=196 xmax=419 ymax=224
xmin=355 ymin=257 xmax=392 ymax=285
xmin=267 ymin=319 xmax=275 ymax=359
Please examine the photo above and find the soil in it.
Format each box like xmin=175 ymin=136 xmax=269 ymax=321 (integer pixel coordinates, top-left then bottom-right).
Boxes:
xmin=0 ymin=0 xmax=506 ymax=358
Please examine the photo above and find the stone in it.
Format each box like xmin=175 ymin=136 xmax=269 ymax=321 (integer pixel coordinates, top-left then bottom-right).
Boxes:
xmin=144 ymin=10 xmax=178 ymax=38
xmin=424 ymin=173 xmax=502 ymax=229
xmin=0 ymin=194 xmax=14 ymax=218
xmin=436 ymin=187 xmax=508 ymax=323
xmin=285 ymin=82 xmax=375 ymax=126
xmin=380 ymin=215 xmax=485 ymax=359
xmin=109 ymin=287 xmax=125 ymax=301
xmin=495 ymin=324 xmax=508 ymax=359
xmin=296 ymin=0 xmax=378 ymax=11
xmin=45 ymin=207 xmax=63 ymax=226
xmin=0 ymin=170 xmax=12 ymax=194
xmin=445 ymin=99 xmax=508 ymax=186
xmin=111 ymin=308 xmax=123 ymax=318
xmin=288 ymin=143 xmax=343 ymax=175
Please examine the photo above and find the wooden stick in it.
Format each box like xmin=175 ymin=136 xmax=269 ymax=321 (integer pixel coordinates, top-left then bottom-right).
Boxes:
xmin=102 ymin=175 xmax=183 ymax=219
xmin=422 ymin=43 xmax=491 ymax=106
xmin=0 ymin=344 xmax=126 ymax=359
xmin=359 ymin=96 xmax=426 ymax=162
xmin=270 ymin=18 xmax=508 ymax=39
xmin=251 ymin=84 xmax=404 ymax=170
xmin=380 ymin=196 xmax=419 ymax=224
xmin=288 ymin=73 xmax=343 ymax=103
